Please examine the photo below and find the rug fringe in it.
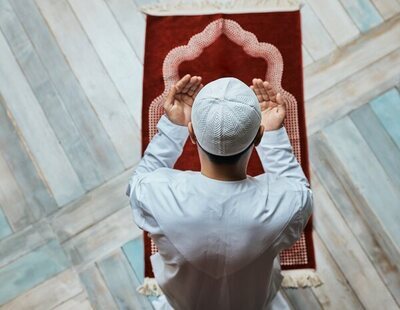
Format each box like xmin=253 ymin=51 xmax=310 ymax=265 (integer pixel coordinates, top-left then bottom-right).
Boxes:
xmin=140 ymin=0 xmax=303 ymax=16
xmin=137 ymin=277 xmax=163 ymax=296
xmin=281 ymin=269 xmax=323 ymax=288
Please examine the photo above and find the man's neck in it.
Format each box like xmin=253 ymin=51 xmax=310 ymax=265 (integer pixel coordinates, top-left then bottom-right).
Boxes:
xmin=200 ymin=164 xmax=247 ymax=181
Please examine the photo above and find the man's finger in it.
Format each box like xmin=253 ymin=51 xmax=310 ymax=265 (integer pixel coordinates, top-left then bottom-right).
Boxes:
xmin=164 ymin=85 xmax=177 ymax=110
xmin=182 ymin=76 xmax=197 ymax=93
xmin=175 ymin=74 xmax=191 ymax=92
xmin=264 ymin=82 xmax=276 ymax=102
xmin=276 ymin=93 xmax=286 ymax=110
xmin=187 ymin=77 xmax=202 ymax=96
xmin=193 ymin=83 xmax=204 ymax=98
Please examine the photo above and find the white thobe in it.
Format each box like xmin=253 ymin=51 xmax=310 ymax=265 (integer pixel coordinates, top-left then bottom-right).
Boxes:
xmin=126 ymin=114 xmax=313 ymax=310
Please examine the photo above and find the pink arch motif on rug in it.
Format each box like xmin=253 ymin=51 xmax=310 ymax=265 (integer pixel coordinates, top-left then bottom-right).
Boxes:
xmin=148 ymin=18 xmax=301 ymax=162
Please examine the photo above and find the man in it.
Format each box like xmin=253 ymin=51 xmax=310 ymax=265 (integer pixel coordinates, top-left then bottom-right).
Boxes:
xmin=126 ymin=75 xmax=313 ymax=309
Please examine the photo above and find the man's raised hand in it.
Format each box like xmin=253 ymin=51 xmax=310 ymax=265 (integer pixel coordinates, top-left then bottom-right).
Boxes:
xmin=250 ymin=78 xmax=287 ymax=131
xmin=164 ymin=74 xmax=203 ymax=126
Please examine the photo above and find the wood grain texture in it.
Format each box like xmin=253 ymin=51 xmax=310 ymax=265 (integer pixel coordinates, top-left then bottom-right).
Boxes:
xmin=0 ymin=240 xmax=70 ymax=305
xmin=305 ymin=0 xmax=360 ymax=46
xmin=302 ymin=45 xmax=314 ymax=66
xmin=35 ymin=0 xmax=141 ymax=168
xmin=97 ymin=249 xmax=153 ymax=310
xmin=0 ymin=0 xmax=104 ymax=191
xmin=1 ymin=269 xmax=83 ymax=310
xmin=68 ymin=0 xmax=144 ymax=130
xmin=0 ymin=30 xmax=84 ymax=207
xmin=0 ymin=208 xmax=12 ymax=240
xmin=339 ymin=0 xmax=383 ymax=32
xmin=122 ymin=237 xmax=145 ymax=282
xmin=53 ymin=291 xmax=92 ymax=310
xmin=11 ymin=0 xmax=124 ymax=189
xmin=305 ymin=16 xmax=400 ymax=101
xmin=370 ymin=0 xmax=400 ymax=19
xmin=301 ymin=3 xmax=336 ymax=60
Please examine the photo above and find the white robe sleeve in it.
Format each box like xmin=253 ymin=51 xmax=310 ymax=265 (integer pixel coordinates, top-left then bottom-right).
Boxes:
xmin=126 ymin=114 xmax=189 ymax=230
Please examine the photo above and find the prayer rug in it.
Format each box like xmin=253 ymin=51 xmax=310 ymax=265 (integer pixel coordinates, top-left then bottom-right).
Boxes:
xmin=140 ymin=2 xmax=316 ymax=281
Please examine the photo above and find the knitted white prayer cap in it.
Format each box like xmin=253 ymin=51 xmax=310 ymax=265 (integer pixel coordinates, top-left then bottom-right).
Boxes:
xmin=191 ymin=77 xmax=262 ymax=156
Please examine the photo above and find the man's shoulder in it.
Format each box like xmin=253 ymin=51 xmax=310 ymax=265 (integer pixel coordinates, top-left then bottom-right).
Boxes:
xmin=138 ymin=168 xmax=188 ymax=185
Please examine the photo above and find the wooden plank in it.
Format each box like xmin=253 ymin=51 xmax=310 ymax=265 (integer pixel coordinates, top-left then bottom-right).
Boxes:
xmin=53 ymin=292 xmax=92 ymax=310
xmin=62 ymin=206 xmax=141 ymax=271
xmin=0 ymin=240 xmax=70 ymax=305
xmin=0 ymin=0 xmax=105 ymax=191
xmin=311 ymin=167 xmax=398 ymax=309
xmin=306 ymin=48 xmax=400 ymax=135
xmin=323 ymin=116 xmax=400 ymax=249
xmin=370 ymin=88 xmax=400 ymax=149
xmin=0 ymin=30 xmax=84 ymax=207
xmin=305 ymin=0 xmax=360 ymax=46
xmin=50 ymin=169 xmax=133 ymax=243
xmin=370 ymin=0 xmax=400 ymax=19
xmin=11 ymin=0 xmax=124 ymax=187
xmin=104 ymin=0 xmax=146 ymax=63
xmin=304 ymin=16 xmax=400 ymax=101
xmin=311 ymin=233 xmax=363 ymax=309
xmin=302 ymin=45 xmax=313 ymax=67
xmin=284 ymin=288 xmax=322 ymax=310
xmin=0 ymin=220 xmax=55 ymax=269
xmin=350 ymin=103 xmax=400 ymax=190
xmin=97 ymin=249 xmax=153 ymax=310
xmin=0 ymin=150 xmax=35 ymax=231
xmin=301 ymin=3 xmax=337 ymax=61
xmin=339 ymin=0 xmax=383 ymax=32
xmin=35 ymin=0 xmax=141 ymax=168
xmin=0 ymin=208 xmax=12 ymax=240
xmin=1 ymin=269 xmax=83 ymax=310
xmin=79 ymin=265 xmax=118 ymax=310
xmin=122 ymin=237 xmax=145 ymax=282
xmin=0 ymin=91 xmax=57 ymax=220
xmin=310 ymin=133 xmax=400 ymax=306
xmin=68 ymin=0 xmax=144 ymax=130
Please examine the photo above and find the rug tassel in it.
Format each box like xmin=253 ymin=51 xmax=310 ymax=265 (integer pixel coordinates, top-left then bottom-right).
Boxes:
xmin=281 ymin=269 xmax=323 ymax=288
xmin=137 ymin=277 xmax=163 ymax=296
xmin=140 ymin=0 xmax=303 ymax=16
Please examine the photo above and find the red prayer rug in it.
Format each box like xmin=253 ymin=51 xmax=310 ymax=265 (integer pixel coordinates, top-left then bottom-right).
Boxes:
xmin=140 ymin=5 xmax=315 ymax=279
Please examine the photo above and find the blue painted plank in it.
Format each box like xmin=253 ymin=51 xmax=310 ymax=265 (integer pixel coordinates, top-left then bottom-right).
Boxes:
xmin=370 ymin=88 xmax=400 ymax=150
xmin=0 ymin=208 xmax=12 ymax=239
xmin=0 ymin=240 xmax=70 ymax=305
xmin=97 ymin=250 xmax=153 ymax=309
xmin=340 ymin=0 xmax=383 ymax=32
xmin=122 ymin=237 xmax=144 ymax=282
xmin=351 ymin=103 xmax=400 ymax=191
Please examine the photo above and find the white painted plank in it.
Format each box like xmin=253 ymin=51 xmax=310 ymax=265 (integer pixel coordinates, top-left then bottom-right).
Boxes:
xmin=306 ymin=48 xmax=400 ymax=135
xmin=301 ymin=3 xmax=337 ymax=60
xmin=105 ymin=0 xmax=146 ymax=63
xmin=0 ymin=31 xmax=84 ymax=206
xmin=371 ymin=0 xmax=400 ymax=19
xmin=339 ymin=0 xmax=383 ymax=32
xmin=35 ymin=0 xmax=141 ymax=167
xmin=305 ymin=0 xmax=360 ymax=46
xmin=53 ymin=292 xmax=93 ymax=310
xmin=1 ymin=269 xmax=83 ymax=310
xmin=302 ymin=45 xmax=313 ymax=67
xmin=62 ymin=206 xmax=141 ymax=271
xmin=304 ymin=17 xmax=400 ymax=100
xmin=312 ymin=170 xmax=398 ymax=309
xmin=68 ymin=0 xmax=144 ymax=130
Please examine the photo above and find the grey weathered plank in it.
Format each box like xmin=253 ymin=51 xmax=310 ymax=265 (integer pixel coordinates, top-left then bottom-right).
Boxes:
xmin=0 ymin=220 xmax=55 ymax=269
xmin=105 ymin=0 xmax=146 ymax=63
xmin=339 ymin=0 xmax=383 ymax=33
xmin=50 ymin=168 xmax=133 ymax=243
xmin=304 ymin=16 xmax=400 ymax=101
xmin=53 ymin=291 xmax=92 ymax=310
xmin=311 ymin=165 xmax=398 ymax=309
xmin=35 ymin=0 xmax=141 ymax=168
xmin=0 ymin=91 xmax=57 ymax=220
xmin=68 ymin=0 xmax=144 ymax=130
xmin=62 ymin=206 xmax=141 ymax=271
xmin=306 ymin=48 xmax=400 ymax=135
xmin=122 ymin=236 xmax=145 ymax=283
xmin=350 ymin=103 xmax=400 ymax=191
xmin=0 ymin=0 xmax=104 ymax=191
xmin=0 ymin=30 xmax=84 ymax=207
xmin=0 ymin=240 xmax=71 ymax=305
xmin=284 ymin=287 xmax=322 ymax=310
xmin=11 ymin=0 xmax=124 ymax=189
xmin=1 ymin=269 xmax=83 ymax=310
xmin=310 ymin=133 xmax=400 ymax=306
xmin=97 ymin=249 xmax=153 ymax=309
xmin=370 ymin=0 xmax=400 ymax=19
xmin=0 ymin=208 xmax=12 ymax=240
xmin=79 ymin=265 xmax=118 ymax=310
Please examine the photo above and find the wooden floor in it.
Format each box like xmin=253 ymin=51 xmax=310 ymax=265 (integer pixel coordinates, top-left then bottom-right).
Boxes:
xmin=0 ymin=0 xmax=399 ymax=309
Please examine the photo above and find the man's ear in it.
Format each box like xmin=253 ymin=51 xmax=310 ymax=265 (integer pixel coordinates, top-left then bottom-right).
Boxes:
xmin=188 ymin=122 xmax=197 ymax=144
xmin=254 ymin=125 xmax=264 ymax=147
